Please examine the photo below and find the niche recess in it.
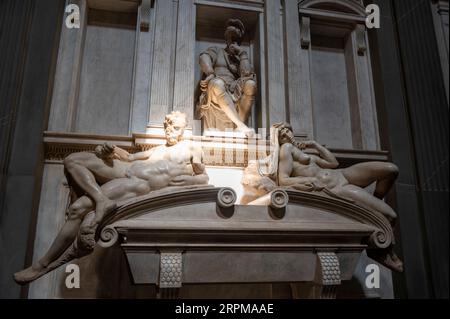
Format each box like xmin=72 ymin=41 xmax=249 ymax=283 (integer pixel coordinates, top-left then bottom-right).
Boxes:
xmin=75 ymin=0 xmax=138 ymax=135
xmin=299 ymin=0 xmax=379 ymax=150
xmin=194 ymin=2 xmax=262 ymax=130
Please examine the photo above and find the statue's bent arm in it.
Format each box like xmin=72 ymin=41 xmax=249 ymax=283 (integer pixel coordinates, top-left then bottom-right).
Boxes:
xmin=238 ymin=51 xmax=253 ymax=77
xmin=189 ymin=145 xmax=209 ymax=184
xmin=127 ymin=148 xmax=155 ymax=161
xmin=309 ymin=142 xmax=339 ymax=169
xmin=199 ymin=53 xmax=215 ymax=76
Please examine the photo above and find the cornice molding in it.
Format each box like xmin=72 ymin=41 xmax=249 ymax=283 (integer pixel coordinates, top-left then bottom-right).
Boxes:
xmin=43 ymin=131 xmax=389 ymax=167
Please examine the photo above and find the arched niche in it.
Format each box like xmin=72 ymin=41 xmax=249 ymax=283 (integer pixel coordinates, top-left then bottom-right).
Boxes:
xmin=300 ymin=0 xmax=366 ymax=16
xmin=297 ymin=0 xmax=380 ymax=151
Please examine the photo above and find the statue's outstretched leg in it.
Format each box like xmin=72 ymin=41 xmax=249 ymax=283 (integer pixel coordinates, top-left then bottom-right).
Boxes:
xmin=342 ymin=161 xmax=399 ymax=199
xmin=333 ymin=184 xmax=397 ymax=220
xmin=14 ymin=177 xmax=150 ymax=285
xmin=367 ymin=247 xmax=404 ymax=273
xmin=13 ymin=196 xmax=93 ymax=285
xmin=332 ymin=184 xmax=403 ymax=272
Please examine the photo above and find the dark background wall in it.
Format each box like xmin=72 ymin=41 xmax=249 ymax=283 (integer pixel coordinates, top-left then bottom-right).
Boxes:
xmin=0 ymin=0 xmax=65 ymax=298
xmin=369 ymin=0 xmax=449 ymax=298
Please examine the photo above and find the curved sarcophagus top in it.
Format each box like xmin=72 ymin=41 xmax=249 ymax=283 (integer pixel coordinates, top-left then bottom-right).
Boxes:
xmin=91 ymin=186 xmax=394 ymax=297
xmin=96 ymin=186 xmax=392 ymax=250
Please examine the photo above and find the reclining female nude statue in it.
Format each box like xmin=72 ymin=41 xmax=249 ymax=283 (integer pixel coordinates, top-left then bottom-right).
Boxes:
xmin=242 ymin=122 xmax=403 ymax=272
xmin=14 ymin=111 xmax=209 ymax=284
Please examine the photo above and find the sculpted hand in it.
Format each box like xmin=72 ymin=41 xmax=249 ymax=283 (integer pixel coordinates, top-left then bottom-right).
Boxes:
xmin=200 ymin=74 xmax=215 ymax=92
xmin=292 ymin=182 xmax=315 ymax=192
xmin=292 ymin=178 xmax=326 ymax=192
xmin=111 ymin=146 xmax=131 ymax=162
xmin=229 ymin=43 xmax=244 ymax=56
xmin=311 ymin=180 xmax=326 ymax=191
xmin=95 ymin=142 xmax=115 ymax=160
xmin=299 ymin=140 xmax=318 ymax=150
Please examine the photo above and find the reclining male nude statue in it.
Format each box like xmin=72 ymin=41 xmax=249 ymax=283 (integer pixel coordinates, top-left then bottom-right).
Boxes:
xmin=14 ymin=111 xmax=209 ymax=284
xmin=242 ymin=122 xmax=403 ymax=272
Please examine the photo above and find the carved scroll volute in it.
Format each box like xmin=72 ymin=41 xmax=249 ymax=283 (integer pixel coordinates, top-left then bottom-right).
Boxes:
xmin=216 ymin=187 xmax=237 ymax=218
xmin=98 ymin=225 xmax=119 ymax=248
xmin=368 ymin=227 xmax=392 ymax=249
xmin=268 ymin=189 xmax=289 ymax=219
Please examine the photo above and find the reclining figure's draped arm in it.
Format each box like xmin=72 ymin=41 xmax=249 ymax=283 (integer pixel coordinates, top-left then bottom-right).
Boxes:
xmin=190 ymin=145 xmax=209 ymax=184
xmin=127 ymin=149 xmax=154 ymax=161
xmin=310 ymin=142 xmax=339 ymax=169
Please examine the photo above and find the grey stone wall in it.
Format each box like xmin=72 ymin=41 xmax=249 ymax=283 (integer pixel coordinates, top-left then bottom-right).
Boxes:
xmin=368 ymin=0 xmax=449 ymax=298
xmin=0 ymin=0 xmax=65 ymax=299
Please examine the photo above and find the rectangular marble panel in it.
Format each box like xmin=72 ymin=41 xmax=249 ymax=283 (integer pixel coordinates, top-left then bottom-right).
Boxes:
xmin=183 ymin=251 xmax=316 ymax=283
xmin=311 ymin=35 xmax=353 ymax=149
xmin=75 ymin=25 xmax=135 ymax=135
xmin=48 ymin=0 xmax=87 ymax=132
xmin=284 ymin=0 xmax=305 ymax=135
xmin=130 ymin=1 xmax=155 ymax=133
xmin=173 ymin=0 xmax=196 ymax=124
xmin=265 ymin=0 xmax=286 ymax=125
xmin=148 ymin=0 xmax=177 ymax=124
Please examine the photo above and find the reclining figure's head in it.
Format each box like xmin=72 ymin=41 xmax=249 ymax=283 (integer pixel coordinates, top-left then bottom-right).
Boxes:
xmin=164 ymin=111 xmax=187 ymax=146
xmin=272 ymin=122 xmax=294 ymax=146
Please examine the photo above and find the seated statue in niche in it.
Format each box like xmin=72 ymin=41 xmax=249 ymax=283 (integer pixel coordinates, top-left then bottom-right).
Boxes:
xmin=242 ymin=122 xmax=403 ymax=272
xmin=197 ymin=18 xmax=257 ymax=137
xmin=14 ymin=111 xmax=209 ymax=285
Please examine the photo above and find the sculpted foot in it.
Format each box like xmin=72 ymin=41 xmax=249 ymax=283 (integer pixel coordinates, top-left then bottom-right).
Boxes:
xmin=385 ymin=251 xmax=404 ymax=273
xmin=94 ymin=199 xmax=117 ymax=224
xmin=368 ymin=249 xmax=404 ymax=273
xmin=14 ymin=261 xmax=48 ymax=285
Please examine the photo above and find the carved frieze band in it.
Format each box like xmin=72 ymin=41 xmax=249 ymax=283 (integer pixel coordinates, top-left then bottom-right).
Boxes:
xmin=43 ymin=132 xmax=388 ymax=167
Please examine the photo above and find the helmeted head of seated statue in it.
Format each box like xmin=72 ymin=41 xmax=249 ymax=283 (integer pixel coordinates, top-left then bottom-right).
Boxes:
xmin=224 ymin=18 xmax=245 ymax=47
xmin=164 ymin=111 xmax=187 ymax=146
